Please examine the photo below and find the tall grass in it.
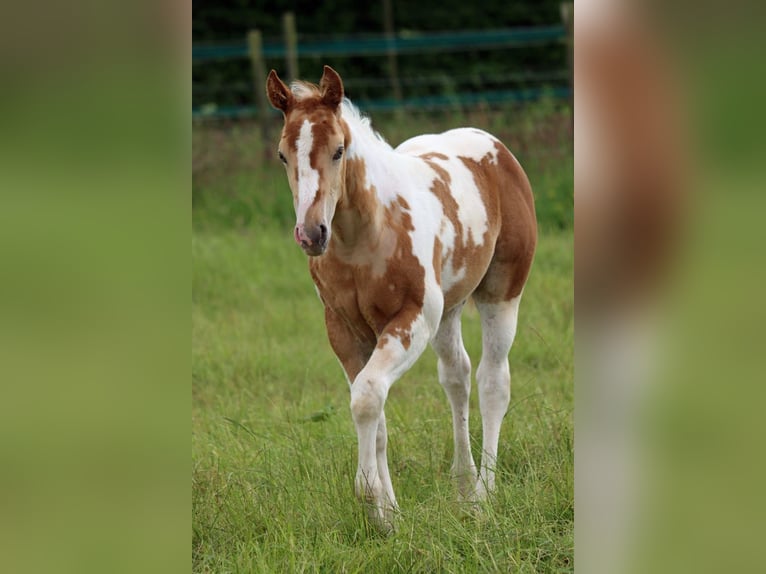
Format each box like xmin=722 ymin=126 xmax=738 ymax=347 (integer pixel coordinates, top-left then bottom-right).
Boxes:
xmin=192 ymin=101 xmax=573 ymax=572
xmin=192 ymin=229 xmax=572 ymax=573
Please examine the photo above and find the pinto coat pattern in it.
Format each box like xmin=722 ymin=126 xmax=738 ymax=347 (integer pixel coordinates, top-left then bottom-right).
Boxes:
xmin=267 ymin=66 xmax=536 ymax=530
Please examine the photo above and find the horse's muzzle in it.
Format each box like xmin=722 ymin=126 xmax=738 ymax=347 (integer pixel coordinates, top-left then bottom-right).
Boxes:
xmin=294 ymin=223 xmax=329 ymax=256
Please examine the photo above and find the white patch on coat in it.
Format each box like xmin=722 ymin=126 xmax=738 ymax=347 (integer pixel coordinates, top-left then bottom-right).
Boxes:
xmin=295 ymin=119 xmax=319 ymax=223
xmin=397 ymin=128 xmax=499 ymax=163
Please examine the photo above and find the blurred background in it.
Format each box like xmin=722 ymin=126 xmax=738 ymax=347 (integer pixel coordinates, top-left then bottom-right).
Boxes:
xmin=192 ymin=0 xmax=570 ymax=115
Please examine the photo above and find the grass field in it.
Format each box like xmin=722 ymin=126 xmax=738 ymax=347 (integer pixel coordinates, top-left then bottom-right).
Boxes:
xmin=193 ymin=103 xmax=573 ymax=572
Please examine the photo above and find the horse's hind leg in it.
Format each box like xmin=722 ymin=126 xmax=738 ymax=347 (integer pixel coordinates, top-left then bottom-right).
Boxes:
xmin=431 ymin=304 xmax=478 ymax=501
xmin=474 ymin=294 xmax=522 ymax=499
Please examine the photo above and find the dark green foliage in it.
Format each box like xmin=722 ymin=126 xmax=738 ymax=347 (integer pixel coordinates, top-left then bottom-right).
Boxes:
xmin=192 ymin=1 xmax=569 ymax=109
xmin=192 ymin=1 xmax=562 ymax=41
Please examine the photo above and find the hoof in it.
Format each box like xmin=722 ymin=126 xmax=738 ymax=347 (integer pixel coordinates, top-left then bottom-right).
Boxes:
xmin=361 ymin=498 xmax=398 ymax=535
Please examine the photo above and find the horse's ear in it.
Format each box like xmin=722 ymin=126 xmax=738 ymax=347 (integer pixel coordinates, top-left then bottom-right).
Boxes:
xmin=266 ymin=69 xmax=293 ymax=113
xmin=319 ymin=65 xmax=344 ymax=112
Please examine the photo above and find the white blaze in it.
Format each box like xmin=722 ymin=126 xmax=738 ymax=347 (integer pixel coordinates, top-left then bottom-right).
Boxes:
xmin=295 ymin=119 xmax=319 ymax=223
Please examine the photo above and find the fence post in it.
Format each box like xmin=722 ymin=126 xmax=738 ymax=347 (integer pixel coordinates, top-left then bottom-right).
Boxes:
xmin=382 ymin=0 xmax=403 ymax=108
xmin=248 ymin=29 xmax=272 ymax=158
xmin=560 ymin=2 xmax=573 ymax=109
xmin=283 ymin=12 xmax=299 ymax=82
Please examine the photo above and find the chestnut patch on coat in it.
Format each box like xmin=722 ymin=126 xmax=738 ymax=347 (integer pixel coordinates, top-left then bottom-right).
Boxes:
xmin=324 ymin=305 xmax=374 ymax=382
xmin=459 ymin=141 xmax=537 ymax=303
xmin=432 ymin=237 xmax=442 ymax=286
xmin=419 ymin=152 xmax=449 ymax=161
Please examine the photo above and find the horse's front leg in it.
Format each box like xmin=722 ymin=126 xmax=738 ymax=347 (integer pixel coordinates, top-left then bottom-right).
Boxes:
xmin=374 ymin=410 xmax=397 ymax=513
xmin=350 ymin=310 xmax=432 ymax=532
xmin=324 ymin=307 xmax=401 ymax=527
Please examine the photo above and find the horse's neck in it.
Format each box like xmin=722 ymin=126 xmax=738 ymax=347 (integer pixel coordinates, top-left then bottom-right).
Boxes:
xmin=332 ymin=130 xmax=396 ymax=250
xmin=332 ymin=162 xmax=387 ymax=249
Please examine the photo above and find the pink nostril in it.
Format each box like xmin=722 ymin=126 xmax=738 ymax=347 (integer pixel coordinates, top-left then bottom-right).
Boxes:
xmin=294 ymin=224 xmax=312 ymax=246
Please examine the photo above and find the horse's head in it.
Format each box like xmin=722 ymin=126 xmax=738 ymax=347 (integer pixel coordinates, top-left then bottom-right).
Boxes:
xmin=266 ymin=66 xmax=347 ymax=257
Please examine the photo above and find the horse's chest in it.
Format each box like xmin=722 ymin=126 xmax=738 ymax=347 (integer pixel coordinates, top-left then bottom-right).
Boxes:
xmin=310 ymin=259 xmax=408 ymax=338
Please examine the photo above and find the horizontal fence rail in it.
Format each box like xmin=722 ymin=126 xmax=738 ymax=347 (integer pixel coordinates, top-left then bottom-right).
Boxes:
xmin=193 ymin=26 xmax=567 ymax=62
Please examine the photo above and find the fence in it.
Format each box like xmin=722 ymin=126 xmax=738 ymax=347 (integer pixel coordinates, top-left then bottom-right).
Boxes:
xmin=193 ymin=5 xmax=573 ymax=122
xmin=193 ymin=27 xmax=568 ymax=62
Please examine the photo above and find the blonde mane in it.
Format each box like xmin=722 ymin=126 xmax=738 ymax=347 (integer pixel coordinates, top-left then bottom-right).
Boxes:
xmin=289 ymin=80 xmax=321 ymax=100
xmin=339 ymin=99 xmax=392 ymax=151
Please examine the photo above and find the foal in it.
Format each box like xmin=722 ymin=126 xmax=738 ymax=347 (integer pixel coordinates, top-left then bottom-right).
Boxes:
xmin=267 ymin=66 xmax=536 ymax=530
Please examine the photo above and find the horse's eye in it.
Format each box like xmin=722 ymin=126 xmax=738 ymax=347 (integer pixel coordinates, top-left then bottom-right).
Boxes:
xmin=278 ymin=150 xmax=287 ymax=164
xmin=332 ymin=146 xmax=344 ymax=161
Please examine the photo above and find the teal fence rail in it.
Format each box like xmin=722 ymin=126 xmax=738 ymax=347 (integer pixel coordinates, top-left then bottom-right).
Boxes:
xmin=193 ymin=26 xmax=566 ymax=62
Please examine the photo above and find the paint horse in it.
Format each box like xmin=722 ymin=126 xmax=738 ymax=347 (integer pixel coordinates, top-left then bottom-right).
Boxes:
xmin=267 ymin=66 xmax=537 ymax=530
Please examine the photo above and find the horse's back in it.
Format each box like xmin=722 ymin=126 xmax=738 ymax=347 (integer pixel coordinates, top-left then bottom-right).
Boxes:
xmin=397 ymin=127 xmax=537 ymax=306
xmin=396 ymin=127 xmax=503 ymax=167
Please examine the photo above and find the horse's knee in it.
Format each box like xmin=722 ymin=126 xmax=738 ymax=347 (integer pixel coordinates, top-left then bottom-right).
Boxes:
xmin=476 ymin=360 xmax=511 ymax=405
xmin=438 ymin=349 xmax=471 ymax=389
xmin=477 ymin=356 xmax=509 ymax=384
xmin=350 ymin=377 xmax=385 ymax=424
